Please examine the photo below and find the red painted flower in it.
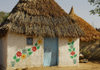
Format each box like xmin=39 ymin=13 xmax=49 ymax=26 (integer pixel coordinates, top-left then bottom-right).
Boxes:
xmin=16 ymin=51 xmax=22 ymax=57
xmin=71 ymin=51 xmax=75 ymax=56
xmin=32 ymin=46 xmax=37 ymax=52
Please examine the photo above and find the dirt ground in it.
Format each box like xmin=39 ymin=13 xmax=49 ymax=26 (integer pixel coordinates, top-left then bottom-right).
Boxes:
xmin=17 ymin=62 xmax=100 ymax=70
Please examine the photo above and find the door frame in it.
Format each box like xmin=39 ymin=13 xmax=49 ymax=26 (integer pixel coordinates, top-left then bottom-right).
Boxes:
xmin=43 ymin=38 xmax=59 ymax=66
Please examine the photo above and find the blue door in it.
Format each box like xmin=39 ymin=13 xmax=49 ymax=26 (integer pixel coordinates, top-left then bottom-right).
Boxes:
xmin=44 ymin=38 xmax=58 ymax=66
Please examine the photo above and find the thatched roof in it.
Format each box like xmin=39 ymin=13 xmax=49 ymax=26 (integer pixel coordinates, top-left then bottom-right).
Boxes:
xmin=0 ymin=0 xmax=84 ymax=38
xmin=69 ymin=7 xmax=100 ymax=41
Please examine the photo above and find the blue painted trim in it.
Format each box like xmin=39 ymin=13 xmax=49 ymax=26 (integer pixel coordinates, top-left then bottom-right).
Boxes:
xmin=43 ymin=38 xmax=58 ymax=66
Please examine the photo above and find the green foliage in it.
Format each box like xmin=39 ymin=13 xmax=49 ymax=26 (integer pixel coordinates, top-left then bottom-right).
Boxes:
xmin=0 ymin=11 xmax=9 ymax=24
xmin=88 ymin=0 xmax=100 ymax=16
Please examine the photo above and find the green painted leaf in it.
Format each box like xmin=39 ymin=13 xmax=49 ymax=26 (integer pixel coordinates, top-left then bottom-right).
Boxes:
xmin=72 ymin=41 xmax=74 ymax=45
xmin=73 ymin=48 xmax=75 ymax=51
xmin=16 ymin=58 xmax=20 ymax=62
xmin=68 ymin=43 xmax=71 ymax=45
xmin=74 ymin=54 xmax=77 ymax=57
xmin=28 ymin=52 xmax=33 ymax=55
xmin=70 ymin=56 xmax=73 ymax=59
xmin=37 ymin=46 xmax=40 ymax=50
xmin=68 ymin=49 xmax=72 ymax=52
xmin=13 ymin=55 xmax=16 ymax=60
xmin=35 ymin=43 xmax=38 ymax=46
xmin=28 ymin=48 xmax=31 ymax=52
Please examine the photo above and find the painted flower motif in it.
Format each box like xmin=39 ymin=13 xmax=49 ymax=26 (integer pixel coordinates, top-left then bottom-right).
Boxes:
xmin=38 ymin=40 xmax=42 ymax=44
xmin=22 ymin=49 xmax=27 ymax=54
xmin=16 ymin=51 xmax=22 ymax=57
xmin=21 ymin=54 xmax=26 ymax=59
xmin=11 ymin=40 xmax=42 ymax=66
xmin=73 ymin=59 xmax=77 ymax=64
xmin=32 ymin=46 xmax=37 ymax=52
xmin=70 ymin=46 xmax=73 ymax=49
xmin=71 ymin=51 xmax=75 ymax=56
xmin=11 ymin=61 xmax=15 ymax=67
xmin=68 ymin=38 xmax=73 ymax=43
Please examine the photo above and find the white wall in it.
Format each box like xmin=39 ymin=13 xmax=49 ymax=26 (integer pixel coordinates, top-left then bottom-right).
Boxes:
xmin=6 ymin=32 xmax=79 ymax=69
xmin=7 ymin=32 xmax=44 ymax=69
xmin=58 ymin=38 xmax=79 ymax=66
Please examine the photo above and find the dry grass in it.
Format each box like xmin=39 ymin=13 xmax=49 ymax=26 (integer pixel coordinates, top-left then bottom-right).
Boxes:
xmin=0 ymin=0 xmax=84 ymax=38
xmin=14 ymin=62 xmax=100 ymax=70
xmin=69 ymin=7 xmax=100 ymax=41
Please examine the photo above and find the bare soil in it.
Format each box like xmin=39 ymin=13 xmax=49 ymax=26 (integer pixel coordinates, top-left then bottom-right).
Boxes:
xmin=16 ymin=62 xmax=100 ymax=70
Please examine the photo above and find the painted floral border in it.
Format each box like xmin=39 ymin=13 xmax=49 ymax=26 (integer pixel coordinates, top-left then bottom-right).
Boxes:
xmin=67 ymin=39 xmax=77 ymax=64
xmin=11 ymin=40 xmax=42 ymax=67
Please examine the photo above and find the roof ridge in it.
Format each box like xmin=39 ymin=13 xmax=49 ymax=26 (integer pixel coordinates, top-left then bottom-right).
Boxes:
xmin=69 ymin=6 xmax=74 ymax=15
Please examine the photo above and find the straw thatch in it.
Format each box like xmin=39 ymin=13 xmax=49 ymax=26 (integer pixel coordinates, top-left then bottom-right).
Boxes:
xmin=69 ymin=7 xmax=100 ymax=41
xmin=0 ymin=0 xmax=84 ymax=38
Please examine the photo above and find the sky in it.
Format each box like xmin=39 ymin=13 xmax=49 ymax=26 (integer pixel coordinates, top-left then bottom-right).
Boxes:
xmin=0 ymin=0 xmax=100 ymax=28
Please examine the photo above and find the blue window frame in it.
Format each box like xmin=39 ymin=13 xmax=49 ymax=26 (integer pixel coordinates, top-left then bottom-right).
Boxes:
xmin=26 ymin=37 xmax=33 ymax=45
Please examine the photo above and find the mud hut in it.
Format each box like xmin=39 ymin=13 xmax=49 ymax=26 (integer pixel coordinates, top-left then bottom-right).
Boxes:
xmin=0 ymin=0 xmax=84 ymax=69
xmin=69 ymin=7 xmax=100 ymax=60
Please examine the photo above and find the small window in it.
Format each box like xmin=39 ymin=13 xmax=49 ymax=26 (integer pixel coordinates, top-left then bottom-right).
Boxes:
xmin=26 ymin=37 xmax=33 ymax=45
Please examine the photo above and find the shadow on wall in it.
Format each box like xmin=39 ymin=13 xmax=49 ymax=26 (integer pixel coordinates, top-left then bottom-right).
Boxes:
xmin=7 ymin=33 xmax=26 ymax=50
xmin=80 ymin=40 xmax=100 ymax=60
xmin=0 ymin=36 xmax=7 ymax=70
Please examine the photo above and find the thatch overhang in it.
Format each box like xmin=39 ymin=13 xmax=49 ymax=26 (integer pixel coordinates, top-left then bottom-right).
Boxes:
xmin=0 ymin=27 xmax=8 ymax=38
xmin=69 ymin=7 xmax=100 ymax=41
xmin=0 ymin=0 xmax=84 ymax=38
